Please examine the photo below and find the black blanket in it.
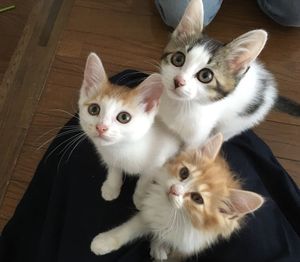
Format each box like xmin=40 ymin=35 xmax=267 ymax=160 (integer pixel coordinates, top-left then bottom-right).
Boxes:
xmin=1 ymin=70 xmax=300 ymax=262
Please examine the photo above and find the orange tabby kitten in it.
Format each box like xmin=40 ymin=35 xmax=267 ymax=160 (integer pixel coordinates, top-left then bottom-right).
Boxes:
xmin=91 ymin=133 xmax=264 ymax=260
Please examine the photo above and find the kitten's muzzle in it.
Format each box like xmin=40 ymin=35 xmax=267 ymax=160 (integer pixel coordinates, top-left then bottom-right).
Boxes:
xmin=169 ymin=184 xmax=184 ymax=196
xmin=96 ymin=124 xmax=108 ymax=136
xmin=174 ymin=76 xmax=186 ymax=89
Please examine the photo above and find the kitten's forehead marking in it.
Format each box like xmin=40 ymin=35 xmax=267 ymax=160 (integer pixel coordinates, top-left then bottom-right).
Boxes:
xmin=169 ymin=33 xmax=204 ymax=51
xmin=102 ymin=98 xmax=123 ymax=122
xmin=198 ymin=184 xmax=213 ymax=199
xmin=184 ymin=46 xmax=211 ymax=74
xmin=87 ymin=82 xmax=140 ymax=106
xmin=181 ymin=160 xmax=200 ymax=173
xmin=163 ymin=35 xmax=223 ymax=61
xmin=199 ymin=184 xmax=209 ymax=192
xmin=187 ymin=37 xmax=224 ymax=55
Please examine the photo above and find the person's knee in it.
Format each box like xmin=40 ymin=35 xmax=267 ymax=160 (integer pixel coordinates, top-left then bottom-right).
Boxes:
xmin=155 ymin=0 xmax=223 ymax=28
xmin=258 ymin=0 xmax=300 ymax=27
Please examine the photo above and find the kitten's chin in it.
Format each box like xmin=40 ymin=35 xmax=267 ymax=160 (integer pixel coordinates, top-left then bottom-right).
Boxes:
xmin=168 ymin=195 xmax=183 ymax=209
xmin=166 ymin=88 xmax=213 ymax=105
xmin=94 ymin=136 xmax=118 ymax=146
xmin=166 ymin=88 xmax=195 ymax=101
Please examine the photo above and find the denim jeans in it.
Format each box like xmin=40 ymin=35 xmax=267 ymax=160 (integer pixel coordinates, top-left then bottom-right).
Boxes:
xmin=155 ymin=0 xmax=300 ymax=28
xmin=257 ymin=0 xmax=300 ymax=27
xmin=155 ymin=0 xmax=222 ymax=27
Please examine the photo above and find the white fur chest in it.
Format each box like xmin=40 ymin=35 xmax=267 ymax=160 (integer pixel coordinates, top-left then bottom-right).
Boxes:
xmin=158 ymin=93 xmax=221 ymax=144
xmin=96 ymin=137 xmax=153 ymax=175
xmin=95 ymin=123 xmax=180 ymax=175
xmin=141 ymin=184 xmax=216 ymax=256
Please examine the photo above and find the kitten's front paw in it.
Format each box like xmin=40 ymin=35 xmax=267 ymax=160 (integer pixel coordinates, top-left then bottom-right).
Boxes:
xmin=150 ymin=242 xmax=170 ymax=261
xmin=133 ymin=192 xmax=143 ymax=210
xmin=101 ymin=181 xmax=121 ymax=201
xmin=91 ymin=233 xmax=120 ymax=255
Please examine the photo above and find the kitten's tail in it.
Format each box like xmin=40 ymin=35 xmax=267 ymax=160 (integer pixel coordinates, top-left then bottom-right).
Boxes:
xmin=274 ymin=96 xmax=300 ymax=117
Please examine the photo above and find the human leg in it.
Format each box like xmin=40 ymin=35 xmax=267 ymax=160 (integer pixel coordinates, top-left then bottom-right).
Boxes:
xmin=257 ymin=0 xmax=300 ymax=27
xmin=155 ymin=0 xmax=223 ymax=28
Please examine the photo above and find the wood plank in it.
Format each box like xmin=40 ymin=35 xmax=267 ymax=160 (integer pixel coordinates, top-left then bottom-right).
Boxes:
xmin=0 ymin=0 xmax=74 ymax=204
xmin=0 ymin=0 xmax=40 ymax=114
xmin=266 ymin=111 xmax=300 ymax=126
xmin=47 ymin=55 xmax=84 ymax=88
xmin=277 ymin=158 xmax=300 ymax=186
xmin=0 ymin=180 xmax=28 ymax=232
xmin=0 ymin=217 xmax=8 ymax=233
xmin=74 ymin=0 xmax=157 ymax=15
xmin=24 ymin=112 xmax=72 ymax=149
xmin=254 ymin=121 xmax=300 ymax=162
xmin=0 ymin=0 xmax=37 ymax=84
xmin=39 ymin=0 xmax=64 ymax=46
xmin=56 ymin=30 xmax=87 ymax=58
xmin=81 ymin=33 xmax=164 ymax=75
xmin=66 ymin=2 xmax=167 ymax=43
xmin=36 ymin=83 xmax=79 ymax=116
xmin=11 ymin=145 xmax=45 ymax=184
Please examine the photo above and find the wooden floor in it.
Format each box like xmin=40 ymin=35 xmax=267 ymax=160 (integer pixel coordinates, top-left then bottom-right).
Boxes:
xmin=0 ymin=0 xmax=299 ymax=231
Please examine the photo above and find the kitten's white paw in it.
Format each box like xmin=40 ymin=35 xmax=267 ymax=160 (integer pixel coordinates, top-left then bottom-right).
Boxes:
xmin=132 ymin=192 xmax=143 ymax=210
xmin=91 ymin=233 xmax=120 ymax=255
xmin=101 ymin=181 xmax=121 ymax=201
xmin=150 ymin=242 xmax=170 ymax=261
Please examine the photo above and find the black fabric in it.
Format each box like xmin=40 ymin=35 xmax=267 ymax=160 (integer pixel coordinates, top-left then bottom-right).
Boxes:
xmin=1 ymin=70 xmax=300 ymax=262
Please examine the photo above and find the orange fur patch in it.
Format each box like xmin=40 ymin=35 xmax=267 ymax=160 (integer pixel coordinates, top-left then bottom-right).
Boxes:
xmin=87 ymin=81 xmax=141 ymax=107
xmin=166 ymin=149 xmax=242 ymax=238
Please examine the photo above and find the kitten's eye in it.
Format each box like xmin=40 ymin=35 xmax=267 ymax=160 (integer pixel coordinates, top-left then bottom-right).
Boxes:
xmin=179 ymin=166 xmax=189 ymax=180
xmin=171 ymin=52 xmax=185 ymax=67
xmin=197 ymin=68 xmax=214 ymax=83
xmin=88 ymin=103 xmax=100 ymax=116
xmin=117 ymin=111 xmax=131 ymax=124
xmin=191 ymin=192 xmax=204 ymax=204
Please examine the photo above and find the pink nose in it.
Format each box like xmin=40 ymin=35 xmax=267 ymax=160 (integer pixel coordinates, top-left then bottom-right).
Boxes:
xmin=174 ymin=76 xmax=186 ymax=89
xmin=96 ymin=124 xmax=108 ymax=135
xmin=169 ymin=184 xmax=184 ymax=196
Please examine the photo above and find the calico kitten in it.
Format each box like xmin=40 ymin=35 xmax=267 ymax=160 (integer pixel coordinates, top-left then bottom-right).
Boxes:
xmin=158 ymin=0 xmax=277 ymax=147
xmin=79 ymin=53 xmax=180 ymax=201
xmin=91 ymin=133 xmax=264 ymax=260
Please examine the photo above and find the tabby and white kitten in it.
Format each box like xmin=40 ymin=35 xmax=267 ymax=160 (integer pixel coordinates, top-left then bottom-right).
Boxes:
xmin=91 ymin=133 xmax=264 ymax=260
xmin=159 ymin=0 xmax=277 ymax=147
xmin=79 ymin=53 xmax=180 ymax=201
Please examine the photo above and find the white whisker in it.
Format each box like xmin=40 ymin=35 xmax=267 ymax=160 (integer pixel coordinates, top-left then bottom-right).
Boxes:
xmin=36 ymin=128 xmax=81 ymax=150
xmin=56 ymin=132 xmax=86 ymax=172
xmin=44 ymin=132 xmax=83 ymax=162
xmin=49 ymin=108 xmax=79 ymax=120
xmin=35 ymin=125 xmax=80 ymax=143
xmin=66 ymin=134 xmax=87 ymax=162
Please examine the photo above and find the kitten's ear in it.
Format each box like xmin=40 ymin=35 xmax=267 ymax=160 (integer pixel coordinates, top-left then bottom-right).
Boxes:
xmin=224 ymin=30 xmax=267 ymax=74
xmin=138 ymin=73 xmax=163 ymax=113
xmin=173 ymin=0 xmax=204 ymax=39
xmin=200 ymin=133 xmax=223 ymax=161
xmin=82 ymin=52 xmax=107 ymax=96
xmin=222 ymin=189 xmax=264 ymax=216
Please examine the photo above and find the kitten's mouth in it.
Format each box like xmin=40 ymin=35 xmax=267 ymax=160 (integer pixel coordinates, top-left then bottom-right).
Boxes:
xmin=168 ymin=193 xmax=183 ymax=209
xmin=168 ymin=87 xmax=193 ymax=101
xmin=96 ymin=134 xmax=113 ymax=142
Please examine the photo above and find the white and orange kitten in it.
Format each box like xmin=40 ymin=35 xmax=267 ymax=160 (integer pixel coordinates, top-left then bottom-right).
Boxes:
xmin=91 ymin=133 xmax=264 ymax=260
xmin=79 ymin=53 xmax=181 ymax=201
xmin=159 ymin=0 xmax=277 ymax=147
